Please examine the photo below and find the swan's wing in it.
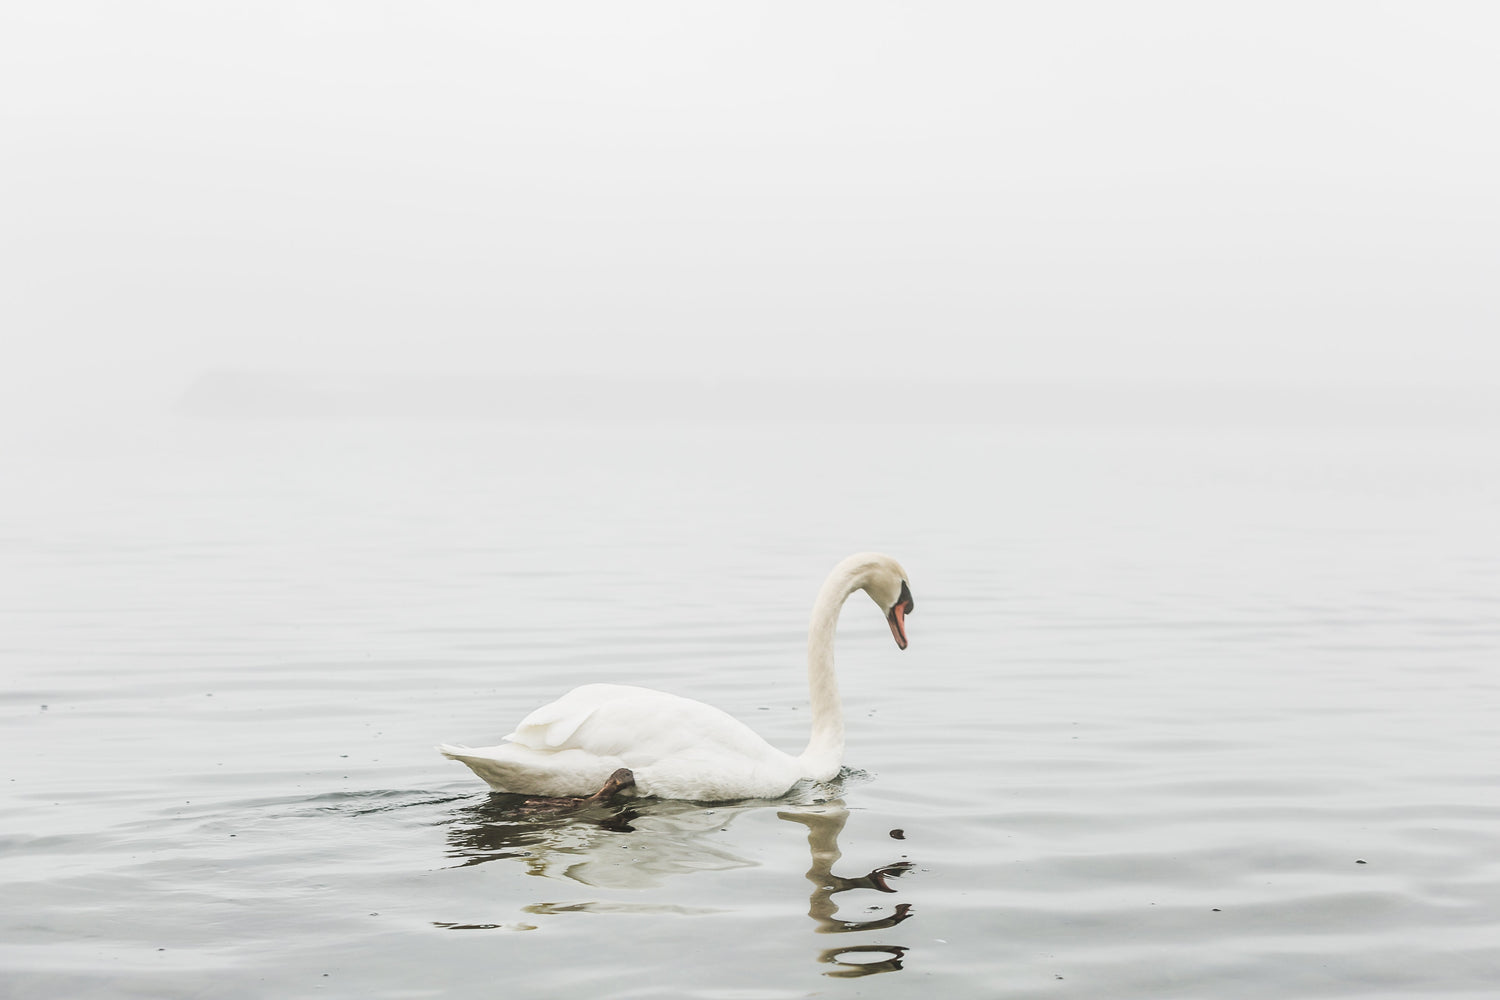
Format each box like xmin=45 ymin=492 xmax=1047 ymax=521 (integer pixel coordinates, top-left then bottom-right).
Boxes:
xmin=504 ymin=683 xmax=657 ymax=749
xmin=506 ymin=683 xmax=782 ymax=762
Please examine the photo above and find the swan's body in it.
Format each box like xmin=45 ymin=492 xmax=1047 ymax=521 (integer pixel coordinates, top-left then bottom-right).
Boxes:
xmin=439 ymin=552 xmax=914 ymax=802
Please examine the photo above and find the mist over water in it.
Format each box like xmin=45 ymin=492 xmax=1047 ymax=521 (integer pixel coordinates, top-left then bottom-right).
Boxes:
xmin=5 ymin=3 xmax=1500 ymax=423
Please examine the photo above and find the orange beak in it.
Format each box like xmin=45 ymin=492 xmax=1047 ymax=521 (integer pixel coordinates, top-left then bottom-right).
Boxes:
xmin=886 ymin=580 xmax=913 ymax=650
xmin=886 ymin=602 xmax=908 ymax=649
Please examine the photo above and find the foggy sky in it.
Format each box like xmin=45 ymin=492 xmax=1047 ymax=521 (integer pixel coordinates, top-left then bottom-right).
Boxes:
xmin=4 ymin=2 xmax=1498 ymax=422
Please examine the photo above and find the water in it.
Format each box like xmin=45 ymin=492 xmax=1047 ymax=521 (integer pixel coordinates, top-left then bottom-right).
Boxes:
xmin=3 ymin=394 xmax=1498 ymax=998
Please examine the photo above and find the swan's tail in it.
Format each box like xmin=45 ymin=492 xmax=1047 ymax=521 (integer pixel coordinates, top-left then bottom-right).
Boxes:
xmin=436 ymin=742 xmax=475 ymax=760
xmin=437 ymin=742 xmax=621 ymax=797
xmin=437 ymin=743 xmax=528 ymax=792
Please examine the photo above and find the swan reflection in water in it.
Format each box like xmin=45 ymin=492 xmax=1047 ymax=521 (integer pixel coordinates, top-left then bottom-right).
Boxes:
xmin=779 ymin=804 xmax=914 ymax=978
xmin=443 ymin=792 xmax=756 ymax=888
xmin=441 ymin=793 xmax=913 ymax=977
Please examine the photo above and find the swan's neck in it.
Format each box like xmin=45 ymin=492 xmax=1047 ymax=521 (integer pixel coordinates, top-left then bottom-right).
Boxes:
xmin=799 ymin=567 xmax=863 ymax=780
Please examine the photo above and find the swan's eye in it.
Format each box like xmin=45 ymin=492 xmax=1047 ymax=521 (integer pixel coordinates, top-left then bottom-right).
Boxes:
xmin=897 ymin=580 xmax=913 ymax=614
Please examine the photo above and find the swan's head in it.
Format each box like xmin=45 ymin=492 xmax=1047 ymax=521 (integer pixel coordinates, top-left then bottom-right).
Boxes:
xmin=847 ymin=552 xmax=915 ymax=651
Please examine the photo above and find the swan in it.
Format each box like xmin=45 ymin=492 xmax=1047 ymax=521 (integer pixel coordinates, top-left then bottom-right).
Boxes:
xmin=438 ymin=551 xmax=914 ymax=802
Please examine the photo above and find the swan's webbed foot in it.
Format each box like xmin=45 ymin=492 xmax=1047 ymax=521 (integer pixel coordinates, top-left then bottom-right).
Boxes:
xmin=514 ymin=768 xmax=637 ymax=814
xmin=586 ymin=767 xmax=637 ymax=805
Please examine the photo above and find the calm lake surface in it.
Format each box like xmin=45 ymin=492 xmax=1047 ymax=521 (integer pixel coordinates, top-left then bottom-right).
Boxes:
xmin=3 ymin=393 xmax=1497 ymax=998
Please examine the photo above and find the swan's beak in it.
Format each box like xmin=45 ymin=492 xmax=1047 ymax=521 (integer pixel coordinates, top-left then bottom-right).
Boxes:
xmin=886 ymin=581 xmax=913 ymax=650
xmin=886 ymin=604 xmax=908 ymax=649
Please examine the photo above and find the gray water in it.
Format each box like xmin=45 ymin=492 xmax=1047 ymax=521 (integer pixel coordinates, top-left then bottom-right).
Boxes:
xmin=3 ymin=395 xmax=1498 ymax=998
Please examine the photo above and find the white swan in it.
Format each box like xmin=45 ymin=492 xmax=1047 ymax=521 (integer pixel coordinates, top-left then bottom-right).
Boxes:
xmin=438 ymin=552 xmax=914 ymax=802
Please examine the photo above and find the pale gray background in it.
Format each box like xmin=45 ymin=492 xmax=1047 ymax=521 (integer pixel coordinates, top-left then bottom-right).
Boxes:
xmin=4 ymin=1 xmax=1498 ymax=428
xmin=4 ymin=7 xmax=1500 ymax=996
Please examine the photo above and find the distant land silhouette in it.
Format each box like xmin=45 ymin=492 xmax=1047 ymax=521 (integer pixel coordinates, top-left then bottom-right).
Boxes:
xmin=175 ymin=370 xmax=1499 ymax=428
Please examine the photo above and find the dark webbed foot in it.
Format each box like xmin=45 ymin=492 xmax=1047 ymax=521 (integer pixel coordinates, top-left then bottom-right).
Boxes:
xmin=515 ymin=768 xmax=637 ymax=814
xmin=585 ymin=767 xmax=637 ymax=805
